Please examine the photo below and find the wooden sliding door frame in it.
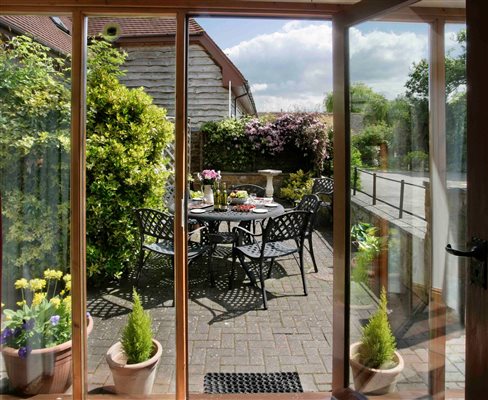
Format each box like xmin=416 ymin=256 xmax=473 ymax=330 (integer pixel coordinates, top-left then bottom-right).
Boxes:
xmin=0 ymin=1 xmax=466 ymax=399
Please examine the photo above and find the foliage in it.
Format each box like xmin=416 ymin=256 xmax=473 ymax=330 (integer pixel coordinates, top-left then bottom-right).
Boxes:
xmin=86 ymin=40 xmax=174 ymax=281
xmin=202 ymin=113 xmax=330 ymax=175
xmin=1 ymin=270 xmax=72 ymax=356
xmin=403 ymin=150 xmax=428 ymax=171
xmin=0 ymin=36 xmax=174 ymax=282
xmin=280 ymin=170 xmax=313 ymax=202
xmin=325 ymin=83 xmax=389 ymax=126
xmin=352 ymin=122 xmax=392 ymax=167
xmin=121 ymin=289 xmax=154 ymax=365
xmin=359 ymin=288 xmax=397 ymax=369
xmin=202 ymin=118 xmax=252 ymax=172
xmin=351 ymin=223 xmax=380 ymax=285
xmin=0 ymin=36 xmax=71 ymax=276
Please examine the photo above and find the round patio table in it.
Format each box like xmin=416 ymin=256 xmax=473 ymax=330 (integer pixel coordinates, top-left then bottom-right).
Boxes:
xmin=189 ymin=202 xmax=285 ymax=232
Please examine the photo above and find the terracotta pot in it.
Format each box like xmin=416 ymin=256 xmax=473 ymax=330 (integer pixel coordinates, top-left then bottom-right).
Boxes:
xmin=106 ymin=339 xmax=162 ymax=395
xmin=349 ymin=341 xmax=404 ymax=395
xmin=2 ymin=315 xmax=93 ymax=395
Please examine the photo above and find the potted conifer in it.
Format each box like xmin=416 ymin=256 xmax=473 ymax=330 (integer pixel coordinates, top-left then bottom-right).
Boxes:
xmin=106 ymin=289 xmax=162 ymax=395
xmin=349 ymin=288 xmax=404 ymax=395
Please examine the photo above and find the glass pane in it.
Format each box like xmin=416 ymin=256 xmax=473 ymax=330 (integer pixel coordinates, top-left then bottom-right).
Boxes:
xmin=85 ymin=16 xmax=176 ymax=395
xmin=188 ymin=16 xmax=334 ymax=394
xmin=0 ymin=15 xmax=72 ymax=397
xmin=444 ymin=22 xmax=467 ymax=392
xmin=349 ymin=21 xmax=432 ymax=395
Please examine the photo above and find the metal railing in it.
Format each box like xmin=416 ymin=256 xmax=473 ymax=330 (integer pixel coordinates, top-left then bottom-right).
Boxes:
xmin=352 ymin=167 xmax=427 ymax=221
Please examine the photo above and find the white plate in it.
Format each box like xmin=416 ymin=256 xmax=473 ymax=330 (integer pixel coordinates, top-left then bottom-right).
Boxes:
xmin=252 ymin=208 xmax=268 ymax=214
xmin=264 ymin=203 xmax=279 ymax=208
xmin=192 ymin=197 xmax=203 ymax=201
xmin=191 ymin=208 xmax=206 ymax=214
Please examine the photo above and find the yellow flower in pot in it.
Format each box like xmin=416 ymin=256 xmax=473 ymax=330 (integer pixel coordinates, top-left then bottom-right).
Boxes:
xmin=106 ymin=288 xmax=162 ymax=395
xmin=1 ymin=270 xmax=93 ymax=395
xmin=350 ymin=288 xmax=404 ymax=395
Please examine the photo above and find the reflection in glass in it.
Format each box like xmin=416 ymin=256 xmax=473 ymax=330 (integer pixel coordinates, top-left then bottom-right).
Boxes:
xmin=0 ymin=16 xmax=72 ymax=396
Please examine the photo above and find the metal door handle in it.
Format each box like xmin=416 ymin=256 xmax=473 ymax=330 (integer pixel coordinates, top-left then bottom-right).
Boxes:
xmin=446 ymin=243 xmax=486 ymax=262
xmin=446 ymin=238 xmax=487 ymax=289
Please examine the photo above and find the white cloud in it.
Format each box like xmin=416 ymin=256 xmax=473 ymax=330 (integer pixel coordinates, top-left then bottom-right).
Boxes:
xmin=225 ymin=22 xmax=428 ymax=112
xmin=250 ymin=83 xmax=268 ymax=92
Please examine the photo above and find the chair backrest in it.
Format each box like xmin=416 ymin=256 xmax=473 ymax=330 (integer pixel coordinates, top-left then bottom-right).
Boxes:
xmin=263 ymin=210 xmax=311 ymax=243
xmin=230 ymin=184 xmax=266 ymax=197
xmin=296 ymin=194 xmax=322 ymax=231
xmin=134 ymin=208 xmax=174 ymax=242
xmin=312 ymin=177 xmax=333 ymax=196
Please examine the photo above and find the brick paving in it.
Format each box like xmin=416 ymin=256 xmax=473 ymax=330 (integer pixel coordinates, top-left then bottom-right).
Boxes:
xmin=84 ymin=225 xmax=465 ymax=394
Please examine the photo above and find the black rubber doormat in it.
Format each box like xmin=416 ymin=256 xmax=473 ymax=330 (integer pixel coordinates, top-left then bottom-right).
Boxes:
xmin=204 ymin=372 xmax=303 ymax=394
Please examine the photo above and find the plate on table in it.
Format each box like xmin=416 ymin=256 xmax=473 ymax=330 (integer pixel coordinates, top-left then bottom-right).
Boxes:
xmin=192 ymin=197 xmax=203 ymax=201
xmin=264 ymin=203 xmax=279 ymax=208
xmin=252 ymin=208 xmax=268 ymax=214
xmin=191 ymin=208 xmax=207 ymax=214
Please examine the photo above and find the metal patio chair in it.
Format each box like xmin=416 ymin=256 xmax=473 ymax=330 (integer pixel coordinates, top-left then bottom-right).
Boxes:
xmin=230 ymin=210 xmax=311 ymax=310
xmin=312 ymin=177 xmax=333 ymax=214
xmin=133 ymin=208 xmax=211 ymax=290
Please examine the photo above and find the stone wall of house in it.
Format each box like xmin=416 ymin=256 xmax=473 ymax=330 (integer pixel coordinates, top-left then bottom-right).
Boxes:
xmin=119 ymin=43 xmax=237 ymax=130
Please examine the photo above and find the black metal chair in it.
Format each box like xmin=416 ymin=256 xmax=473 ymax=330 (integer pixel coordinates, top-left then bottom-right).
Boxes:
xmin=294 ymin=194 xmax=323 ymax=273
xmin=312 ymin=177 xmax=333 ymax=214
xmin=133 ymin=208 xmax=210 ymax=289
xmin=230 ymin=210 xmax=311 ymax=310
xmin=230 ymin=184 xmax=266 ymax=197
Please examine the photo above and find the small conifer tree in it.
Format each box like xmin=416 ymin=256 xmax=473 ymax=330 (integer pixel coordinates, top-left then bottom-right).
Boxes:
xmin=121 ymin=289 xmax=154 ymax=364
xmin=359 ymin=287 xmax=397 ymax=369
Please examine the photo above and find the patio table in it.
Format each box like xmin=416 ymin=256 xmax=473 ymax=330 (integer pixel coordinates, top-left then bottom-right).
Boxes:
xmin=188 ymin=202 xmax=285 ymax=233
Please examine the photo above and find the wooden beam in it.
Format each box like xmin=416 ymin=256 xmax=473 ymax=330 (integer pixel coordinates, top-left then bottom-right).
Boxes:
xmin=337 ymin=0 xmax=420 ymax=27
xmin=174 ymin=11 xmax=189 ymax=400
xmin=427 ymin=17 xmax=447 ymax=400
xmin=70 ymin=10 xmax=88 ymax=400
xmin=378 ymin=6 xmax=465 ymax=23
xmin=331 ymin=14 xmax=350 ymax=393
xmin=0 ymin=0 xmax=343 ymax=18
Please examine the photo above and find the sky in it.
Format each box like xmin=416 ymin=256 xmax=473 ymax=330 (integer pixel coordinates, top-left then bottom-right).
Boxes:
xmin=196 ymin=17 xmax=465 ymax=113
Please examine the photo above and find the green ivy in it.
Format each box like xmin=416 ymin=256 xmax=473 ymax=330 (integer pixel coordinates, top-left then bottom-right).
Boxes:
xmin=202 ymin=118 xmax=252 ymax=172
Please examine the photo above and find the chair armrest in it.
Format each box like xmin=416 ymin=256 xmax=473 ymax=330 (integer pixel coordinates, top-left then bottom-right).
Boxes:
xmin=189 ymin=224 xmax=209 ymax=243
xmin=232 ymin=225 xmax=261 ymax=246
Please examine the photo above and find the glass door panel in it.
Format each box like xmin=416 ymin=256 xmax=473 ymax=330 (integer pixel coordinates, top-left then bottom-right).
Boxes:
xmin=0 ymin=15 xmax=72 ymax=397
xmin=85 ymin=15 xmax=176 ymax=395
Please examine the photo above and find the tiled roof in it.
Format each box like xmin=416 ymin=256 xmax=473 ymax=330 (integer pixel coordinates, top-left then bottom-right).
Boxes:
xmin=87 ymin=17 xmax=204 ymax=37
xmin=0 ymin=16 xmax=204 ymax=55
xmin=0 ymin=15 xmax=71 ymax=54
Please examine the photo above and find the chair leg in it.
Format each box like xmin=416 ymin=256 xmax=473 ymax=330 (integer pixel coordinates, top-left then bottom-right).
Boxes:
xmin=308 ymin=234 xmax=319 ymax=273
xmin=208 ymin=245 xmax=216 ymax=287
xmin=266 ymin=258 xmax=275 ymax=279
xmin=229 ymin=253 xmax=237 ymax=290
xmin=298 ymin=248 xmax=308 ymax=296
xmin=258 ymin=260 xmax=268 ymax=310
xmin=135 ymin=248 xmax=145 ymax=287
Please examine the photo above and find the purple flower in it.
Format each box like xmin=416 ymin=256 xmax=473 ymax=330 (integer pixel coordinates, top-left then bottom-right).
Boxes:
xmin=50 ymin=315 xmax=60 ymax=326
xmin=18 ymin=345 xmax=32 ymax=359
xmin=21 ymin=319 xmax=35 ymax=331
xmin=1 ymin=328 xmax=13 ymax=345
xmin=13 ymin=327 xmax=22 ymax=338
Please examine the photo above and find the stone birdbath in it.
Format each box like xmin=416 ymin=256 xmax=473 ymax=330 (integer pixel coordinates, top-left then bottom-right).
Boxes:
xmin=258 ymin=169 xmax=282 ymax=198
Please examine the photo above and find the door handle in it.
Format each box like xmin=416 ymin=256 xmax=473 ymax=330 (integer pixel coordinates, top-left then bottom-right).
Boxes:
xmin=446 ymin=237 xmax=487 ymax=289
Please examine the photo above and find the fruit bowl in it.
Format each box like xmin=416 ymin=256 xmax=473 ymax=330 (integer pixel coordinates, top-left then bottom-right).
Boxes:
xmin=229 ymin=197 xmax=248 ymax=205
xmin=228 ymin=190 xmax=248 ymax=205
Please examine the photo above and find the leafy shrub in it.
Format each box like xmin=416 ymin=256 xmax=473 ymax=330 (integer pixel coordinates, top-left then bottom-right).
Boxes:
xmin=352 ymin=122 xmax=392 ymax=167
xmin=0 ymin=36 xmax=173 ymax=283
xmin=202 ymin=113 xmax=330 ymax=175
xmin=121 ymin=289 xmax=154 ymax=364
xmin=86 ymin=40 xmax=173 ymax=281
xmin=202 ymin=118 xmax=252 ymax=172
xmin=351 ymin=223 xmax=380 ymax=286
xmin=359 ymin=288 xmax=397 ymax=369
xmin=402 ymin=150 xmax=428 ymax=171
xmin=280 ymin=170 xmax=313 ymax=202
xmin=0 ymin=36 xmax=71 ymax=276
